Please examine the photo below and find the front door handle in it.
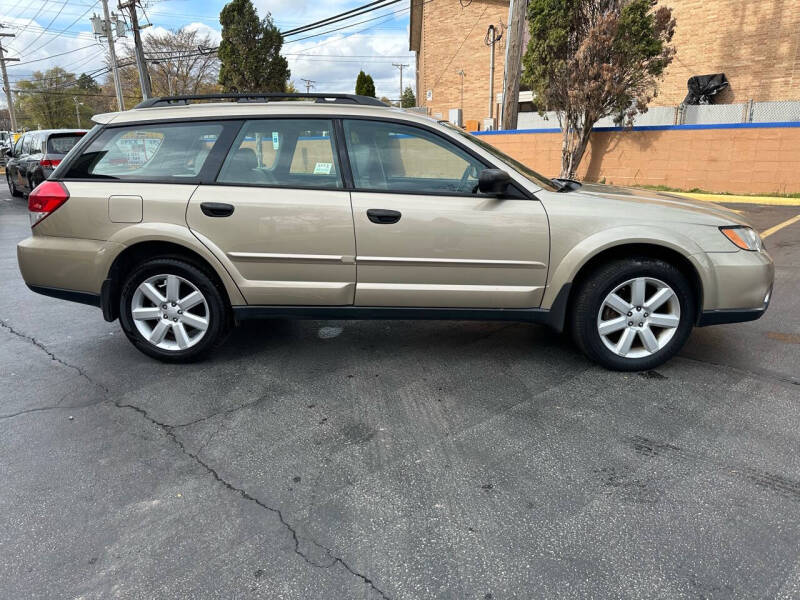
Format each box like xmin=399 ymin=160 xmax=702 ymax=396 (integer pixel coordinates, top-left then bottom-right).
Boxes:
xmin=367 ymin=208 xmax=401 ymax=224
xmin=201 ymin=202 xmax=235 ymax=217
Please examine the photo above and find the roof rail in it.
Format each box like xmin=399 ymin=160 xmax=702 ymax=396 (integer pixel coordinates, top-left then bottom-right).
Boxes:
xmin=134 ymin=93 xmax=387 ymax=109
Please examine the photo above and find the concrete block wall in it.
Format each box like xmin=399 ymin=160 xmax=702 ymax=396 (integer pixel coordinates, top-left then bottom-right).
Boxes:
xmin=474 ymin=124 xmax=800 ymax=195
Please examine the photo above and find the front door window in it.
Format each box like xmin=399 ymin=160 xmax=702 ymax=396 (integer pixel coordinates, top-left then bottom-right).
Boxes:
xmin=342 ymin=119 xmax=484 ymax=195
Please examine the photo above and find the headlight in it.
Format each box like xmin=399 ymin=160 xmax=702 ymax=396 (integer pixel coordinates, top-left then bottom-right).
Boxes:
xmin=720 ymin=226 xmax=763 ymax=251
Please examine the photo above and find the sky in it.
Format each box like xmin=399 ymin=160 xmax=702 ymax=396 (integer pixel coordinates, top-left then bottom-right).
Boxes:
xmin=0 ymin=0 xmax=416 ymax=105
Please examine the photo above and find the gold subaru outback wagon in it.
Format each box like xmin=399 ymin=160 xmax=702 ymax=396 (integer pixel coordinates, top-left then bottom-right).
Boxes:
xmin=17 ymin=93 xmax=774 ymax=370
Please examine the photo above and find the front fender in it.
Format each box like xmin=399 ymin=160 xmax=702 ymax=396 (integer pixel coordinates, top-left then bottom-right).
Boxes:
xmin=542 ymin=225 xmax=716 ymax=310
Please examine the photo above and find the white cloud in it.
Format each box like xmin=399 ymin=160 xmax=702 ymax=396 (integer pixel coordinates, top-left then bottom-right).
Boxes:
xmin=285 ymin=27 xmax=415 ymax=101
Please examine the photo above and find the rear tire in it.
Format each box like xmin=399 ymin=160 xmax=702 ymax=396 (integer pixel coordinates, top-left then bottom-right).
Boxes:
xmin=7 ymin=175 xmax=21 ymax=197
xmin=571 ymin=258 xmax=696 ymax=371
xmin=118 ymin=257 xmax=229 ymax=362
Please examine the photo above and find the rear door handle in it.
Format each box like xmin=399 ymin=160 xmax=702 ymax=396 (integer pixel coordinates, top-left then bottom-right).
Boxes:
xmin=367 ymin=208 xmax=401 ymax=224
xmin=201 ymin=202 xmax=235 ymax=217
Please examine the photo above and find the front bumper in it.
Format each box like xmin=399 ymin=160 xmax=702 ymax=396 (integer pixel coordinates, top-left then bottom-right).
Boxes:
xmin=697 ymin=248 xmax=774 ymax=326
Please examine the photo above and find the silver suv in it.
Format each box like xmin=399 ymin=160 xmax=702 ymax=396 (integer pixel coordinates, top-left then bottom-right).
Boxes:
xmin=17 ymin=93 xmax=774 ymax=370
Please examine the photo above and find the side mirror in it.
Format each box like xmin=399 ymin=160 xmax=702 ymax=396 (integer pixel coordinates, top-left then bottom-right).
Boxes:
xmin=478 ymin=168 xmax=511 ymax=195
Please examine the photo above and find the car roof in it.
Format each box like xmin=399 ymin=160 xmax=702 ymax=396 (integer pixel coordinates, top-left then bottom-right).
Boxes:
xmin=21 ymin=129 xmax=87 ymax=137
xmin=92 ymin=102 xmax=439 ymax=127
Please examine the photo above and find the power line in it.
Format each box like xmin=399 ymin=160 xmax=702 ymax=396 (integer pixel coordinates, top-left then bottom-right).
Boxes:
xmin=22 ymin=0 xmax=99 ymax=56
xmin=12 ymin=42 xmax=99 ymax=67
xmin=13 ymin=0 xmax=70 ymax=55
xmin=6 ymin=0 xmax=50 ymax=42
xmin=282 ymin=0 xmax=402 ymax=37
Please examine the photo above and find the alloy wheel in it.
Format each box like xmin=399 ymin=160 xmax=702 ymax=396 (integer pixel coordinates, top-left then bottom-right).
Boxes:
xmin=596 ymin=277 xmax=681 ymax=359
xmin=131 ymin=274 xmax=210 ymax=351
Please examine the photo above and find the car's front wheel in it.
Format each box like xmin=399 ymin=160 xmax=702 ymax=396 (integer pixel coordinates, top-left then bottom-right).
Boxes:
xmin=571 ymin=258 xmax=696 ymax=371
xmin=118 ymin=258 xmax=229 ymax=362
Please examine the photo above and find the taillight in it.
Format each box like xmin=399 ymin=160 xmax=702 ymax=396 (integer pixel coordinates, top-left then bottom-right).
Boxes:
xmin=28 ymin=181 xmax=69 ymax=228
xmin=40 ymin=158 xmax=61 ymax=168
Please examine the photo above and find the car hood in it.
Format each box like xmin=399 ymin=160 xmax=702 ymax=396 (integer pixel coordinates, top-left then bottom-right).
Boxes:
xmin=570 ymin=183 xmax=749 ymax=226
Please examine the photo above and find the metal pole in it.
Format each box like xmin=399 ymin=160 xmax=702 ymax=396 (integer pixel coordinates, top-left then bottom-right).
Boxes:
xmin=102 ymin=0 xmax=125 ymax=110
xmin=74 ymin=98 xmax=81 ymax=128
xmin=392 ymin=63 xmax=408 ymax=105
xmin=0 ymin=33 xmax=19 ymax=131
xmin=488 ymin=25 xmax=495 ymax=122
xmin=121 ymin=0 xmax=152 ymax=100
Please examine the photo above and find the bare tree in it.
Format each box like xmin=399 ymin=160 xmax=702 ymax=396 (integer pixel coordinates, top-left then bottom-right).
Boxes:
xmin=118 ymin=28 xmax=221 ymax=100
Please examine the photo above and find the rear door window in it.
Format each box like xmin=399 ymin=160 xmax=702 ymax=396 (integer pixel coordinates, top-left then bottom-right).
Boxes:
xmin=63 ymin=122 xmax=225 ymax=181
xmin=216 ymin=119 xmax=342 ymax=189
xmin=47 ymin=133 xmax=84 ymax=155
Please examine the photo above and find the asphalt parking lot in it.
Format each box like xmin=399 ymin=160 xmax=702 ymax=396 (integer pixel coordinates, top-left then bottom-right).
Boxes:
xmin=1 ymin=187 xmax=799 ymax=599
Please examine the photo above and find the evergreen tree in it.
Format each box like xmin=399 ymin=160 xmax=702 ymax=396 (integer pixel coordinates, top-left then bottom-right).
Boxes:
xmin=400 ymin=86 xmax=416 ymax=108
xmin=218 ymin=0 xmax=289 ymax=92
xmin=355 ymin=70 xmax=376 ymax=97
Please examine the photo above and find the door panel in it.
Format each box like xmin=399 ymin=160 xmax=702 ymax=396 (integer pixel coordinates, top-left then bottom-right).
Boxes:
xmin=350 ymin=192 xmax=550 ymax=308
xmin=187 ymin=187 xmax=356 ymax=305
xmin=341 ymin=118 xmax=549 ymax=309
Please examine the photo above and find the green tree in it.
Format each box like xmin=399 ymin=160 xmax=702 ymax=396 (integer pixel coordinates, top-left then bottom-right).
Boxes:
xmin=355 ymin=70 xmax=376 ymax=97
xmin=523 ymin=0 xmax=676 ymax=178
xmin=400 ymin=85 xmax=416 ymax=108
xmin=218 ymin=0 xmax=289 ymax=92
xmin=15 ymin=67 xmax=76 ymax=129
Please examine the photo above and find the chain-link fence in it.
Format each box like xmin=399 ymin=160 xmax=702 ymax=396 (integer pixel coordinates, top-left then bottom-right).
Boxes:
xmin=514 ymin=99 xmax=800 ymax=130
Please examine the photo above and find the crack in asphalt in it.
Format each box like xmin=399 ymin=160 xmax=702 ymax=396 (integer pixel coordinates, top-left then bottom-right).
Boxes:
xmin=0 ymin=321 xmax=391 ymax=599
xmin=0 ymin=319 xmax=110 ymax=393
xmin=118 ymin=401 xmax=391 ymax=599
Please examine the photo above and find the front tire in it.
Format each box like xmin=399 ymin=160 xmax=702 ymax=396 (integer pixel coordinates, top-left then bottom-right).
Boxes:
xmin=119 ymin=258 xmax=229 ymax=362
xmin=571 ymin=258 xmax=696 ymax=371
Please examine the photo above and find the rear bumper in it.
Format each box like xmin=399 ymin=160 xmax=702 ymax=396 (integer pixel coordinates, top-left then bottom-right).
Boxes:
xmin=26 ymin=284 xmax=100 ymax=307
xmin=17 ymin=235 xmax=122 ymax=296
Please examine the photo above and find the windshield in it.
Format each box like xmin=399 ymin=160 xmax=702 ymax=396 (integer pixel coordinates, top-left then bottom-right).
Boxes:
xmin=440 ymin=122 xmax=559 ymax=192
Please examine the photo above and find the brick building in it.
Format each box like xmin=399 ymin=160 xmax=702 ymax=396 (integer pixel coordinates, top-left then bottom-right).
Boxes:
xmin=409 ymin=0 xmax=800 ymax=127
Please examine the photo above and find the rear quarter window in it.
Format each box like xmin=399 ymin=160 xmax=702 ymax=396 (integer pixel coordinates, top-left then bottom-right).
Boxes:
xmin=63 ymin=122 xmax=225 ymax=181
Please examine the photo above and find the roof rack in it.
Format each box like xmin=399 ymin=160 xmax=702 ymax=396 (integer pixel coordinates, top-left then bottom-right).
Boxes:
xmin=134 ymin=93 xmax=387 ymax=109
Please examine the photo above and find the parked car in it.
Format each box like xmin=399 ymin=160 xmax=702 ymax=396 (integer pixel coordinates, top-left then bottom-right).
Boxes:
xmin=0 ymin=130 xmax=13 ymax=165
xmin=17 ymin=93 xmax=773 ymax=370
xmin=6 ymin=129 xmax=86 ymax=197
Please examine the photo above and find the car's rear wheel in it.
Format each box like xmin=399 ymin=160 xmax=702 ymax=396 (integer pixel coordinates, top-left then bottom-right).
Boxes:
xmin=118 ymin=257 xmax=229 ymax=362
xmin=7 ymin=174 xmax=21 ymax=197
xmin=571 ymin=258 xmax=696 ymax=371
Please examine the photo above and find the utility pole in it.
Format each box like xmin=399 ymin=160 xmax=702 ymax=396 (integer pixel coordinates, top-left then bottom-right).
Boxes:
xmin=73 ymin=97 xmax=84 ymax=128
xmin=501 ymin=0 xmax=526 ymax=130
xmin=301 ymin=78 xmax=315 ymax=93
xmin=119 ymin=0 xmax=152 ymax=99
xmin=99 ymin=0 xmax=125 ymax=110
xmin=486 ymin=25 xmax=498 ymax=124
xmin=456 ymin=68 xmax=466 ymax=114
xmin=0 ymin=31 xmax=19 ymax=131
xmin=392 ymin=63 xmax=408 ymax=105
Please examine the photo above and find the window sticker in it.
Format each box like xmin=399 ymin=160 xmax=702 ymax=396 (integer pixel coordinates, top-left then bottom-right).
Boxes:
xmin=313 ymin=162 xmax=333 ymax=175
xmin=272 ymin=132 xmax=280 ymax=150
